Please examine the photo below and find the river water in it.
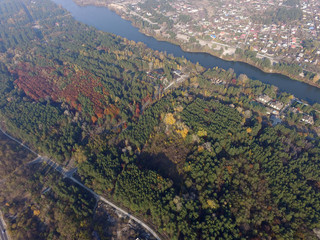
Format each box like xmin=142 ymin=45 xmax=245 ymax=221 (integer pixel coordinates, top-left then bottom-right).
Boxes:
xmin=51 ymin=0 xmax=320 ymax=104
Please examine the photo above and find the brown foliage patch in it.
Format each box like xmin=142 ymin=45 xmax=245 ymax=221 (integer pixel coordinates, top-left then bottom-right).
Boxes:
xmin=13 ymin=62 xmax=107 ymax=119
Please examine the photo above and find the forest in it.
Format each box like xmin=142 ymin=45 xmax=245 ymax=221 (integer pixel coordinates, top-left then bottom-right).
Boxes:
xmin=251 ymin=5 xmax=303 ymax=24
xmin=0 ymin=0 xmax=320 ymax=239
xmin=0 ymin=131 xmax=35 ymax=178
xmin=1 ymin=161 xmax=96 ymax=239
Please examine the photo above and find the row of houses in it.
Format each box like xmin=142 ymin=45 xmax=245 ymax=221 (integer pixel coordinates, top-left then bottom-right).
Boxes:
xmin=257 ymin=94 xmax=315 ymax=125
xmin=257 ymin=94 xmax=284 ymax=111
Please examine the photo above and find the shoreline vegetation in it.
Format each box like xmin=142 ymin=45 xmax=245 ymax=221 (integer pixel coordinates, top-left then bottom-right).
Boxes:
xmin=73 ymin=0 xmax=320 ymax=89
xmin=2 ymin=0 xmax=320 ymax=239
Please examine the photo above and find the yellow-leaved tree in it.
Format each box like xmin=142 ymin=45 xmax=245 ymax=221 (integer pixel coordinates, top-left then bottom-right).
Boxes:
xmin=164 ymin=113 xmax=176 ymax=125
xmin=33 ymin=209 xmax=40 ymax=216
xmin=177 ymin=128 xmax=189 ymax=139
xmin=206 ymin=199 xmax=218 ymax=209
xmin=197 ymin=128 xmax=207 ymax=137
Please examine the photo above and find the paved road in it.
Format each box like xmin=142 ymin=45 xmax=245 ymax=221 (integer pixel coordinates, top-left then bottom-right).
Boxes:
xmin=0 ymin=128 xmax=162 ymax=240
xmin=30 ymin=158 xmax=162 ymax=240
xmin=0 ymin=127 xmax=37 ymax=156
xmin=70 ymin=177 xmax=161 ymax=240
xmin=164 ymin=73 xmax=189 ymax=91
xmin=0 ymin=212 xmax=8 ymax=240
xmin=129 ymin=10 xmax=157 ymax=25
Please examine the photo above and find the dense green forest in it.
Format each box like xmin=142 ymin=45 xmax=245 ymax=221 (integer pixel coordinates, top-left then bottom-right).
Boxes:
xmin=0 ymin=0 xmax=320 ymax=239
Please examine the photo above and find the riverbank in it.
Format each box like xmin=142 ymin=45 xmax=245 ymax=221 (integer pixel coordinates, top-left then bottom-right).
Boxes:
xmin=73 ymin=0 xmax=320 ymax=89
xmin=52 ymin=0 xmax=320 ymax=103
xmin=138 ymin=28 xmax=320 ymax=89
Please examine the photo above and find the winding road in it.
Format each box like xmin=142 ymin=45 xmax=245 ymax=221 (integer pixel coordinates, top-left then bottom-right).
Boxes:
xmin=0 ymin=127 xmax=161 ymax=240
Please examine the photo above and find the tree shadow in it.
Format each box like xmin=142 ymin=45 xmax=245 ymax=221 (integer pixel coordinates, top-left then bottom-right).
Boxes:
xmin=138 ymin=152 xmax=184 ymax=191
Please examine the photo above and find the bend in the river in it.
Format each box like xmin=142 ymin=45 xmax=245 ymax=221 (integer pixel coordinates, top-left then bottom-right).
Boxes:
xmin=51 ymin=0 xmax=320 ymax=104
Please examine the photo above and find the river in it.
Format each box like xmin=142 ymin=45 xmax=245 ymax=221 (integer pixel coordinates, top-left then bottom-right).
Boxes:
xmin=51 ymin=0 xmax=320 ymax=104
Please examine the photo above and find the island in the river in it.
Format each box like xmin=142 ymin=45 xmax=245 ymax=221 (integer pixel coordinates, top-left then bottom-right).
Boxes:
xmin=74 ymin=0 xmax=320 ymax=88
